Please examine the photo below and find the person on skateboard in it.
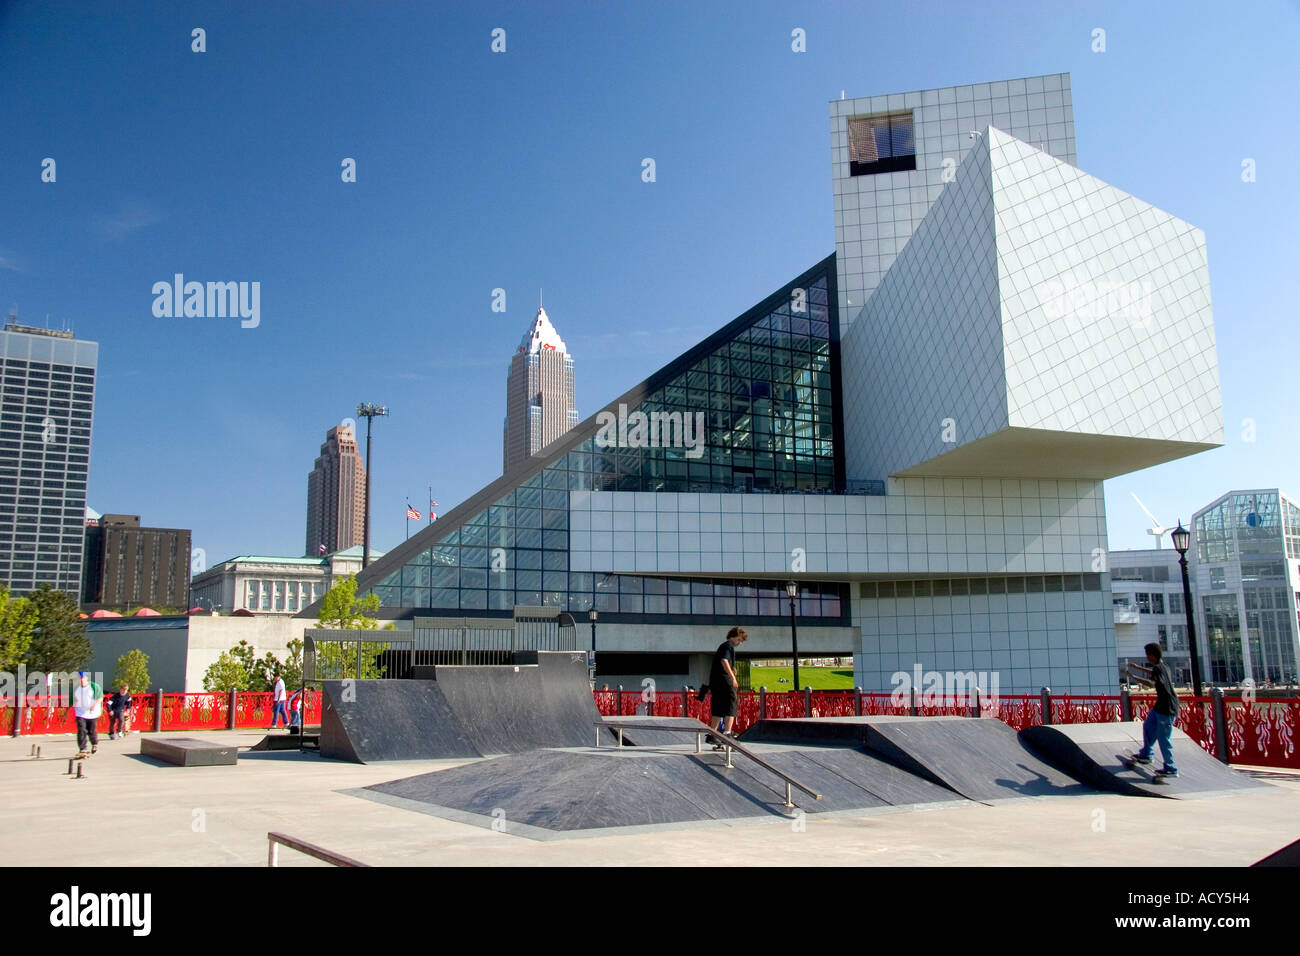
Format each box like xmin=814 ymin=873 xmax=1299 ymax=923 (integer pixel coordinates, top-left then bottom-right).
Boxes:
xmin=708 ymin=627 xmax=747 ymax=748
xmin=1128 ymin=642 xmax=1179 ymax=778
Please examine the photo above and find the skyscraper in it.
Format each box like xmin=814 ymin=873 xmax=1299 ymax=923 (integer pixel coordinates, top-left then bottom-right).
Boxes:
xmin=503 ymin=307 xmax=578 ymax=473
xmin=305 ymin=424 xmax=366 ymax=558
xmin=0 ymin=318 xmax=97 ymax=595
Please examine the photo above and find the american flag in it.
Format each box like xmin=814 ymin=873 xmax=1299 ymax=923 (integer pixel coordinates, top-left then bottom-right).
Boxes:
xmin=318 ymin=544 xmax=326 ymax=555
xmin=406 ymin=504 xmax=421 ymax=520
xmin=430 ymin=499 xmax=439 ymax=510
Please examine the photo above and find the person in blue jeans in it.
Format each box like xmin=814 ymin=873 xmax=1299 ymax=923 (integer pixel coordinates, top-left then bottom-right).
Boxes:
xmin=267 ymin=672 xmax=290 ymax=730
xmin=1129 ymin=642 xmax=1180 ymax=777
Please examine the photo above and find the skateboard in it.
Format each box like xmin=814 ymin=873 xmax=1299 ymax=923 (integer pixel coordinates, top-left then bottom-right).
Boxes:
xmin=1120 ymin=749 xmax=1170 ymax=784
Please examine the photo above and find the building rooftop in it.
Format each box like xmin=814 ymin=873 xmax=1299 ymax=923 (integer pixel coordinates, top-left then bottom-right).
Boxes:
xmin=516 ymin=307 xmax=568 ymax=355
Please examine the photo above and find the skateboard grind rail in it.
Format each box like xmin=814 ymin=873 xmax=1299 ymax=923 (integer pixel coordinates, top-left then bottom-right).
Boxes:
xmin=596 ymin=716 xmax=823 ymax=808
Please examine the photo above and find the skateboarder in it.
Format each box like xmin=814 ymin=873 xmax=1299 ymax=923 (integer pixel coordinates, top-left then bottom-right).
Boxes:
xmin=71 ymin=671 xmax=103 ymax=757
xmin=1128 ymin=643 xmax=1179 ymax=778
xmin=709 ymin=627 xmax=747 ymax=748
xmin=107 ymin=683 xmax=132 ymax=739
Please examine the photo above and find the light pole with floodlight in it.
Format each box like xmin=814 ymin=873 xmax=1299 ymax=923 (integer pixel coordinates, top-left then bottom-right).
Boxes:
xmin=356 ymin=403 xmax=388 ymax=570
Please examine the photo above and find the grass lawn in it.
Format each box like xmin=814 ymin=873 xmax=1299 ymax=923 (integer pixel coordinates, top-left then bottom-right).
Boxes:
xmin=746 ymin=666 xmax=855 ymax=691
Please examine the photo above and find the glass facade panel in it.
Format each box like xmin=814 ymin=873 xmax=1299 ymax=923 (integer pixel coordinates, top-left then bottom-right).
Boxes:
xmin=368 ymin=260 xmax=845 ymax=621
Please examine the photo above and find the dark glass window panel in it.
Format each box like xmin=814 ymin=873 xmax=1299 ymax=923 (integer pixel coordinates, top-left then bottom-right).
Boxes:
xmin=515 ymin=549 xmax=542 ymax=570
xmin=542 ymin=550 xmax=567 ymax=571
xmin=543 ymin=571 xmax=568 ymax=592
xmin=515 ymin=590 xmax=542 ymax=606
xmin=461 ymin=568 xmax=488 ymax=589
xmin=516 ymin=528 xmax=543 ymax=549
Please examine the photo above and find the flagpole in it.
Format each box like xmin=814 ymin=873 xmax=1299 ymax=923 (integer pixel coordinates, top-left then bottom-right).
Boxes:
xmin=405 ymin=501 xmax=410 ymax=541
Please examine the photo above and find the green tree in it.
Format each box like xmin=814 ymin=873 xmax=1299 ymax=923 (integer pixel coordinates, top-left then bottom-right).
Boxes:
xmin=313 ymin=576 xmax=387 ymax=680
xmin=317 ymin=574 xmax=379 ymax=629
xmin=0 ymin=584 xmax=38 ymax=672
xmin=25 ymin=586 xmax=91 ymax=674
xmin=202 ymin=651 xmax=252 ymax=691
xmin=112 ymin=649 xmax=152 ymax=693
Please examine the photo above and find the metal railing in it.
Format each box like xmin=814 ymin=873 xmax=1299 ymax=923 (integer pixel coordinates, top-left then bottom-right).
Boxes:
xmin=596 ymin=715 xmax=822 ymax=808
xmin=266 ymin=831 xmax=369 ymax=867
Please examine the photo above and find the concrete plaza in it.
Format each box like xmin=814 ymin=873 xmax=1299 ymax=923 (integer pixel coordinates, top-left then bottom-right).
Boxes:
xmin=1 ymin=730 xmax=1296 ymax=867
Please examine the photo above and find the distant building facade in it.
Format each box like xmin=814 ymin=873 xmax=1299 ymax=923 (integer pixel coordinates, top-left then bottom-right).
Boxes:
xmin=0 ymin=319 xmax=97 ymax=595
xmin=1191 ymin=489 xmax=1300 ymax=684
xmin=503 ymin=307 xmax=578 ymax=473
xmin=306 ymin=424 xmax=366 ymax=558
xmin=81 ymin=512 xmax=192 ymax=610
xmin=190 ymin=545 xmax=383 ymax=615
xmin=1109 ymin=488 xmax=1300 ymax=687
xmin=1109 ymin=549 xmax=1192 ymax=685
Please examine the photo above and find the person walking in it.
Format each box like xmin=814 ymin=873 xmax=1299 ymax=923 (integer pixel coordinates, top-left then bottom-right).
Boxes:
xmin=708 ymin=627 xmax=747 ymax=748
xmin=71 ymin=671 xmax=103 ymax=757
xmin=1128 ymin=642 xmax=1180 ymax=778
xmin=107 ymin=683 xmax=132 ymax=739
xmin=268 ymin=671 xmax=290 ymax=730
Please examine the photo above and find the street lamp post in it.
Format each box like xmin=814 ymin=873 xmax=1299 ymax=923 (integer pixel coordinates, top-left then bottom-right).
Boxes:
xmin=588 ymin=608 xmax=598 ymax=653
xmin=1170 ymin=522 xmax=1205 ymax=697
xmin=786 ymin=581 xmax=801 ymax=692
xmin=356 ymin=403 xmax=388 ymax=570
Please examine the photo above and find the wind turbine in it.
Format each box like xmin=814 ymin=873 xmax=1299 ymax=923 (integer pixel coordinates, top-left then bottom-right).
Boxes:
xmin=1131 ymin=493 xmax=1170 ymax=549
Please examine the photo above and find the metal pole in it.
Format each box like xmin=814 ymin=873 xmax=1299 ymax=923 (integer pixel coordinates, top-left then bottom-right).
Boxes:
xmin=1179 ymin=551 xmax=1205 ymax=697
xmin=363 ymin=416 xmax=373 ymax=570
xmin=1040 ymin=686 xmax=1052 ymax=725
xmin=1211 ymin=687 xmax=1230 ymax=764
xmin=789 ymin=596 xmax=801 ymax=692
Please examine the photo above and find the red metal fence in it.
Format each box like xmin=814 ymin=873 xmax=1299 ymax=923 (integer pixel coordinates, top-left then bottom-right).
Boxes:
xmin=6 ymin=686 xmax=1296 ymax=770
xmin=1 ymin=691 xmax=323 ymax=736
xmin=592 ymin=688 xmax=1300 ymax=770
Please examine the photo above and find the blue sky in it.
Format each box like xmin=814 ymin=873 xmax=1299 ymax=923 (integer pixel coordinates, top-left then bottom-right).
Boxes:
xmin=1 ymin=0 xmax=1296 ymax=566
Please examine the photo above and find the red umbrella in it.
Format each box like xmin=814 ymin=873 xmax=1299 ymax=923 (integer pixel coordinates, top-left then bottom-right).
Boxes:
xmin=133 ymin=607 xmax=161 ymax=617
xmin=90 ymin=609 xmax=123 ymax=618
xmin=188 ymin=606 xmax=209 ymax=615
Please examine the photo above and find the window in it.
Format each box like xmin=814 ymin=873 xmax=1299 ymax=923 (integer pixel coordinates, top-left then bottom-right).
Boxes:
xmin=1137 ymin=592 xmax=1151 ymax=614
xmin=1151 ymin=593 xmax=1164 ymax=615
xmin=848 ymin=112 xmax=916 ymax=175
xmin=1210 ymin=567 xmax=1226 ymax=589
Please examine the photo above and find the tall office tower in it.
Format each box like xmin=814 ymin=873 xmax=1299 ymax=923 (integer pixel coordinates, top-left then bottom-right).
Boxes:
xmin=0 ymin=318 xmax=97 ymax=595
xmin=503 ymin=307 xmax=578 ymax=473
xmin=305 ymin=424 xmax=366 ymax=558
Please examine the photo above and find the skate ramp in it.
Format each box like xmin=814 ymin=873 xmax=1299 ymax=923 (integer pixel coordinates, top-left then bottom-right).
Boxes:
xmin=352 ymin=742 xmax=969 ymax=839
xmin=746 ymin=716 xmax=1089 ymax=802
xmin=321 ymin=652 xmax=622 ymax=762
xmin=319 ymin=680 xmax=480 ymax=763
xmin=1022 ymin=722 xmax=1273 ymax=799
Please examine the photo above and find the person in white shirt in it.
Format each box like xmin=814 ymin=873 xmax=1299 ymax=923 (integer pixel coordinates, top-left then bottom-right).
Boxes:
xmin=71 ymin=671 xmax=103 ymax=757
xmin=268 ymin=671 xmax=290 ymax=730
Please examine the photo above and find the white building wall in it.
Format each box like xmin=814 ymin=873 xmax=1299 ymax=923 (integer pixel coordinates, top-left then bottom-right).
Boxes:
xmin=831 ymin=73 xmax=1076 ymax=329
xmin=571 ymin=478 xmax=1107 ymax=577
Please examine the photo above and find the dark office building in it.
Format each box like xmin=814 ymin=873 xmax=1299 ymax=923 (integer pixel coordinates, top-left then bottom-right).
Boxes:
xmin=0 ymin=319 xmax=97 ymax=595
xmin=82 ymin=513 xmax=192 ymax=610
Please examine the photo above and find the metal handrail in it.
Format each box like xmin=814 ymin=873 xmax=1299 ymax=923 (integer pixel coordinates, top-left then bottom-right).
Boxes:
xmin=597 ymin=716 xmax=822 ymax=808
xmin=266 ymin=831 xmax=369 ymax=868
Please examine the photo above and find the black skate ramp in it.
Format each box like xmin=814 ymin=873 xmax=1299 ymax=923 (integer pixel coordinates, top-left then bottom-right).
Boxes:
xmin=319 ymin=679 xmax=481 ymax=763
xmin=1022 ymin=723 xmax=1273 ymax=799
xmin=320 ymin=652 xmax=628 ymax=762
xmin=352 ymin=743 xmax=971 ymax=839
xmin=746 ymin=716 xmax=1090 ymax=802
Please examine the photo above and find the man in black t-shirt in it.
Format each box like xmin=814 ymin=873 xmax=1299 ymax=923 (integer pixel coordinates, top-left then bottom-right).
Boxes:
xmin=708 ymin=627 xmax=747 ymax=746
xmin=1128 ymin=642 xmax=1180 ymax=777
